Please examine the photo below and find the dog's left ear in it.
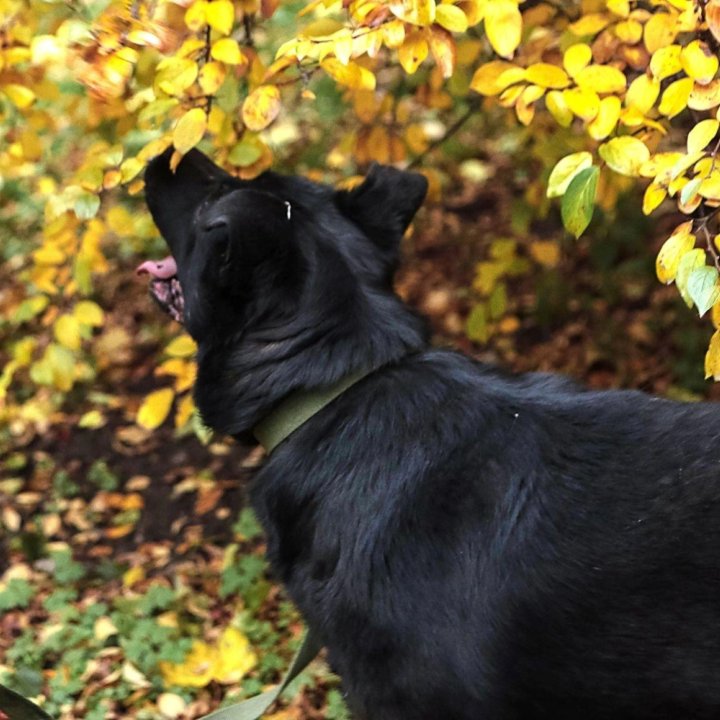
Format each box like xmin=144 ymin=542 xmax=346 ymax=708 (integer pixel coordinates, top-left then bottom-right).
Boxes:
xmin=336 ymin=164 xmax=428 ymax=250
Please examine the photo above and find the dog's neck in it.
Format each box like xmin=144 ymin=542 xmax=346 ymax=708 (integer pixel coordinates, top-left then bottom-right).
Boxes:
xmin=193 ymin=291 xmax=426 ymax=438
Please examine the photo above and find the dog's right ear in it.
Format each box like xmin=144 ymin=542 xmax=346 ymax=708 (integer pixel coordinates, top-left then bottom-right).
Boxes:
xmin=335 ymin=164 xmax=428 ymax=252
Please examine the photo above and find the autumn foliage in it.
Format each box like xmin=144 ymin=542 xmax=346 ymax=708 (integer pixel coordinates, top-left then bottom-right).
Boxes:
xmin=2 ymin=0 xmax=720 ymax=441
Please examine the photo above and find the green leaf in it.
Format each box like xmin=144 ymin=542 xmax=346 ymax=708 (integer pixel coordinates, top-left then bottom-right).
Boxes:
xmin=687 ymin=265 xmax=720 ymax=316
xmin=561 ymin=166 xmax=599 ymax=238
xmin=676 ymin=248 xmax=706 ymax=307
xmin=229 ymin=141 xmax=262 ymax=167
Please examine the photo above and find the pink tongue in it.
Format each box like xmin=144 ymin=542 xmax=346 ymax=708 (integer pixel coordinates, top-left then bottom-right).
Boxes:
xmin=136 ymin=256 xmax=177 ymax=279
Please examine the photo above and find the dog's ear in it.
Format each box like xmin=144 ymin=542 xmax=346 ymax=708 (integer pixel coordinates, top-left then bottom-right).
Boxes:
xmin=336 ymin=164 xmax=428 ymax=250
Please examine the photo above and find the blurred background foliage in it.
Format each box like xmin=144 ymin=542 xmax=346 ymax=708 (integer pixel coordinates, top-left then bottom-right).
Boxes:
xmin=3 ymin=0 xmax=720 ymax=717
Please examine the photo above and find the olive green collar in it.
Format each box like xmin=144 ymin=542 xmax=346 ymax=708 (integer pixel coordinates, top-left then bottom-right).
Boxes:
xmin=253 ymin=370 xmax=370 ymax=453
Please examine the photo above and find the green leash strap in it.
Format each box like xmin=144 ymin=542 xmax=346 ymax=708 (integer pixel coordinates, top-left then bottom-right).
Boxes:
xmin=0 ymin=683 xmax=52 ymax=720
xmin=201 ymin=629 xmax=324 ymax=720
xmin=253 ymin=371 xmax=370 ymax=453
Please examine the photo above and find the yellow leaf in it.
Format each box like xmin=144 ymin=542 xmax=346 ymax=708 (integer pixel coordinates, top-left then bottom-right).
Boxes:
xmin=74 ymin=300 xmax=104 ymax=327
xmin=94 ymin=617 xmax=119 ymax=642
xmin=429 ymin=27 xmax=456 ymax=78
xmin=123 ymin=565 xmax=146 ymax=588
xmin=547 ymin=151 xmax=593 ymax=198
xmin=575 ymin=64 xmax=627 ymax=94
xmin=614 ymin=19 xmax=642 ymax=44
xmin=568 ymin=13 xmax=609 ymax=36
xmin=563 ymin=87 xmax=600 ymax=121
xmin=469 ymin=60 xmax=524 ymax=95
xmin=529 ymin=240 xmax=560 ymax=268
xmin=650 ymin=44 xmax=682 ymax=80
xmin=185 ymin=0 xmax=207 ymax=31
xmin=242 ymin=85 xmax=281 ymax=131
xmin=54 ymin=314 xmax=82 ymax=351
xmin=625 ymin=74 xmax=660 ymax=114
xmin=13 ymin=337 xmax=36 ymax=366
xmin=598 ymin=136 xmax=650 ymax=176
xmin=705 ymin=329 xmax=720 ymax=379
xmin=655 ymin=221 xmax=695 ymax=284
xmin=484 ymin=0 xmax=522 ymax=59
xmin=214 ymin=627 xmax=258 ymax=684
xmin=155 ymin=57 xmax=198 ymax=96
xmin=175 ymin=393 xmax=195 ymax=429
xmin=688 ymin=118 xmax=720 ymax=154
xmin=713 ymin=293 xmax=720 ymax=328
xmin=33 ymin=244 xmax=66 ymax=265
xmin=383 ymin=19 xmax=406 ymax=48
xmin=173 ymin=108 xmax=207 ymax=155
xmin=399 ymin=32 xmax=429 ymax=74
xmin=699 ymin=170 xmax=720 ymax=200
xmin=45 ymin=344 xmax=76 ymax=391
xmin=79 ymin=410 xmax=106 ymax=429
xmin=525 ymin=63 xmax=570 ymax=89
xmin=680 ymin=40 xmax=719 ymax=85
xmin=642 ymin=182 xmax=667 ymax=215
xmin=166 ymin=335 xmax=198 ymax=358
xmin=545 ymin=90 xmax=573 ymax=127
xmin=4 ymin=84 xmax=35 ymax=109
xmin=668 ymin=150 xmax=705 ymax=181
xmin=206 ymin=0 xmax=235 ymax=35
xmin=160 ymin=641 xmax=216 ymax=688
xmin=211 ymin=38 xmax=246 ymax=65
xmin=658 ymin=76 xmax=693 ymax=118
xmin=563 ymin=43 xmax=592 ymax=78
xmin=643 ymin=11 xmax=677 ymax=54
xmin=435 ymin=4 xmax=468 ymax=31
xmin=588 ymin=95 xmax=621 ymax=140
xmin=301 ymin=18 xmax=345 ymax=37
xmin=137 ymin=388 xmax=175 ymax=430
xmin=321 ymin=59 xmax=376 ymax=89
xmin=199 ymin=61 xmax=226 ymax=95
xmin=390 ymin=0 xmax=436 ymax=25
xmin=515 ymin=84 xmax=543 ymax=125
xmin=607 ymin=0 xmax=629 ymax=17
xmin=156 ymin=359 xmax=197 ymax=393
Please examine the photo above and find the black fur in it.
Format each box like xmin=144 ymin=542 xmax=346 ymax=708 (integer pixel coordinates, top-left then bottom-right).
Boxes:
xmin=145 ymin=148 xmax=720 ymax=720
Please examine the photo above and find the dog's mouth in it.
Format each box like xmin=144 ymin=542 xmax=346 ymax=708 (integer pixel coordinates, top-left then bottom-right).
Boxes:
xmin=136 ymin=256 xmax=185 ymax=324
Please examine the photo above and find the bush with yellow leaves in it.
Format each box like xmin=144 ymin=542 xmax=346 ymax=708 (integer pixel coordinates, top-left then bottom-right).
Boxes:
xmin=3 ymin=0 xmax=720 ymax=440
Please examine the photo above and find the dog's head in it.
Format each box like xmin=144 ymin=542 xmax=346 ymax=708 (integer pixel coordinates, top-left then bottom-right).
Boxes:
xmin=140 ymin=148 xmax=428 ymax=434
xmin=140 ymin=148 xmax=427 ymax=344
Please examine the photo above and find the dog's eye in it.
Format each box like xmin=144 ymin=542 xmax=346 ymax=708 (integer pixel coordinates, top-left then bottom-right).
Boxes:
xmin=204 ymin=218 xmax=227 ymax=231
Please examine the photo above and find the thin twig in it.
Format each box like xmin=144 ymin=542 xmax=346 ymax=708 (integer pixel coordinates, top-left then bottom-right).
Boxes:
xmin=244 ymin=14 xmax=255 ymax=47
xmin=203 ymin=25 xmax=213 ymax=116
xmin=408 ymin=97 xmax=481 ymax=169
xmin=701 ymin=223 xmax=720 ymax=272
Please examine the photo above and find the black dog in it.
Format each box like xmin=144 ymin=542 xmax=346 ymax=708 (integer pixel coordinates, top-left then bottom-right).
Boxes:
xmin=142 ymin=148 xmax=720 ymax=720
